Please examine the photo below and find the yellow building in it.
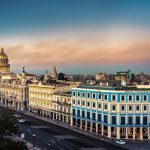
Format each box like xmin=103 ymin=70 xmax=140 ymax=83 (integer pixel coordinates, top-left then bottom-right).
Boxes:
xmin=29 ymin=83 xmax=76 ymax=122
xmin=0 ymin=48 xmax=10 ymax=74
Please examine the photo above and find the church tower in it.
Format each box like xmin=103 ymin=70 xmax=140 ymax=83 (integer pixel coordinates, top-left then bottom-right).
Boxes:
xmin=50 ymin=65 xmax=58 ymax=80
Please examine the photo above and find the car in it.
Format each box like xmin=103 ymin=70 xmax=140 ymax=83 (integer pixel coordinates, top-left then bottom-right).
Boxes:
xmin=13 ymin=114 xmax=22 ymax=119
xmin=116 ymin=139 xmax=126 ymax=144
xmin=18 ymin=119 xmax=25 ymax=123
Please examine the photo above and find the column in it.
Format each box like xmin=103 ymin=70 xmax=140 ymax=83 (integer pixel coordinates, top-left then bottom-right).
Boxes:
xmin=71 ymin=116 xmax=73 ymax=126
xmin=59 ymin=114 xmax=61 ymax=121
xmin=90 ymin=122 xmax=93 ymax=132
xmin=49 ymin=111 xmax=51 ymax=118
xmin=148 ymin=127 xmax=150 ymax=139
xmin=56 ymin=113 xmax=58 ymax=120
xmin=62 ymin=115 xmax=65 ymax=122
xmin=96 ymin=123 xmax=98 ymax=133
xmin=85 ymin=121 xmax=87 ymax=131
xmin=126 ymin=127 xmax=128 ymax=139
xmin=133 ymin=127 xmax=136 ymax=139
xmin=108 ymin=126 xmax=111 ymax=138
xmin=53 ymin=112 xmax=55 ymax=120
xmin=117 ymin=127 xmax=120 ymax=139
xmin=102 ymin=124 xmax=104 ymax=135
xmin=140 ymin=127 xmax=143 ymax=140
xmin=80 ymin=120 xmax=82 ymax=129
xmin=66 ymin=116 xmax=69 ymax=124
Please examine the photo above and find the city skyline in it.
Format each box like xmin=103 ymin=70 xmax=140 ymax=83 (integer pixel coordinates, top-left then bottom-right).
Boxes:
xmin=1 ymin=0 xmax=150 ymax=74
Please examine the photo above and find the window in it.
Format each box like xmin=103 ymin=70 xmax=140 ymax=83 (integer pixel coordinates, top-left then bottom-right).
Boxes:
xmin=82 ymin=92 xmax=85 ymax=98
xmin=87 ymin=102 xmax=90 ymax=107
xmin=98 ymin=103 xmax=101 ymax=109
xmin=144 ymin=105 xmax=147 ymax=111
xmin=77 ymin=110 xmax=80 ymax=117
xmin=121 ymin=95 xmax=125 ymax=101
xmin=143 ymin=95 xmax=147 ymax=101
xmin=73 ymin=109 xmax=76 ymax=116
xmin=82 ymin=111 xmax=85 ymax=118
xmin=104 ymin=104 xmax=107 ymax=110
xmin=129 ymin=106 xmax=132 ymax=111
xmin=128 ymin=117 xmax=132 ymax=125
xmin=77 ymin=92 xmax=80 ymax=97
xmin=121 ymin=105 xmax=125 ymax=111
xmin=136 ymin=105 xmax=140 ymax=111
xmin=136 ymin=116 xmax=140 ymax=125
xmin=98 ymin=93 xmax=101 ymax=99
xmin=87 ymin=93 xmax=90 ymax=98
xmin=82 ymin=101 xmax=85 ymax=106
xmin=112 ymin=105 xmax=116 ymax=111
xmin=93 ymin=102 xmax=95 ymax=108
xmin=129 ymin=95 xmax=132 ymax=101
xmin=121 ymin=117 xmax=125 ymax=125
xmin=104 ymin=115 xmax=107 ymax=123
xmin=92 ymin=93 xmax=96 ymax=99
xmin=92 ymin=113 xmax=96 ymax=120
xmin=112 ymin=116 xmax=116 ymax=125
xmin=73 ymin=100 xmax=76 ymax=105
xmin=78 ymin=100 xmax=80 ymax=105
xmin=104 ymin=94 xmax=108 ymax=101
xmin=87 ymin=112 xmax=90 ymax=119
xmin=73 ymin=91 xmax=76 ymax=97
xmin=143 ymin=116 xmax=147 ymax=125
xmin=98 ymin=114 xmax=101 ymax=122
xmin=136 ymin=95 xmax=140 ymax=101
xmin=112 ymin=95 xmax=116 ymax=101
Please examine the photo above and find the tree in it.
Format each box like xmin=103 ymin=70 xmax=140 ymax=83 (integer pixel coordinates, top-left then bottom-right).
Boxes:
xmin=58 ymin=73 xmax=65 ymax=80
xmin=0 ymin=138 xmax=27 ymax=150
xmin=0 ymin=108 xmax=17 ymax=139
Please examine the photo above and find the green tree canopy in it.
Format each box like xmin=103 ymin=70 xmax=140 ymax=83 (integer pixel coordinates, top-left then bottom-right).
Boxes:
xmin=0 ymin=138 xmax=27 ymax=150
xmin=0 ymin=108 xmax=17 ymax=138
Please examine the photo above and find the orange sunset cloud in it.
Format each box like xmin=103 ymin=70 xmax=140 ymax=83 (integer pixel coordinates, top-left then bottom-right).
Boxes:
xmin=5 ymin=38 xmax=150 ymax=68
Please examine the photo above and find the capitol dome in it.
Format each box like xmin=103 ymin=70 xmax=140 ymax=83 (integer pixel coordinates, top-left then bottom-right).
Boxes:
xmin=0 ymin=48 xmax=10 ymax=73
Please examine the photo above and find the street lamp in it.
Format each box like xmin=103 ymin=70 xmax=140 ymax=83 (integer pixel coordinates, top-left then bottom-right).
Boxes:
xmin=32 ymin=134 xmax=36 ymax=147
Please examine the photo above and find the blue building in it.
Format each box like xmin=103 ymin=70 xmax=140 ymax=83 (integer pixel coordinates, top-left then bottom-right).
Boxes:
xmin=71 ymin=85 xmax=150 ymax=140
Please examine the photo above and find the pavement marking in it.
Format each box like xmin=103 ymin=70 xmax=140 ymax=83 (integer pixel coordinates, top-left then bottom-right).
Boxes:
xmin=51 ymin=140 xmax=56 ymax=144
xmin=54 ymin=135 xmax=77 ymax=139
xmin=80 ymin=148 xmax=106 ymax=150
xmin=30 ymin=125 xmax=49 ymax=129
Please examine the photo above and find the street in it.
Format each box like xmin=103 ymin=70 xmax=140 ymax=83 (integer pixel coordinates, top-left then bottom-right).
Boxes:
xmin=1 ymin=107 xmax=126 ymax=150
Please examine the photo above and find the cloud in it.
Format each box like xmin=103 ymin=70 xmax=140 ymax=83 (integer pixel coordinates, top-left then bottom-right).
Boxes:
xmin=2 ymin=37 xmax=150 ymax=70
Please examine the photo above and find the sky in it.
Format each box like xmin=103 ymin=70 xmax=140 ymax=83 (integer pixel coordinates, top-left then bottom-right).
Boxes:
xmin=0 ymin=0 xmax=150 ymax=74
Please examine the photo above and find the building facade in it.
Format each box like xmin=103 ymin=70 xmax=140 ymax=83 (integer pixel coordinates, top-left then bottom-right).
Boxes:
xmin=52 ymin=93 xmax=71 ymax=124
xmin=71 ymin=86 xmax=150 ymax=140
xmin=29 ymin=83 xmax=75 ymax=122
xmin=0 ymin=73 xmax=29 ymax=111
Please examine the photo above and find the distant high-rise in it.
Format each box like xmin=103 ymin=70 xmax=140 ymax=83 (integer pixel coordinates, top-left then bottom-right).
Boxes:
xmin=0 ymin=48 xmax=10 ymax=74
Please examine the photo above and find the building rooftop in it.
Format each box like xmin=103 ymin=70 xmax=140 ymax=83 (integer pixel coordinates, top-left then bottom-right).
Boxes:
xmin=76 ymin=85 xmax=150 ymax=91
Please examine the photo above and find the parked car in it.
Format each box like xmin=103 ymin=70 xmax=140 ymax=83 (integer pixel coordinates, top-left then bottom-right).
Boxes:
xmin=116 ymin=139 xmax=126 ymax=144
xmin=13 ymin=114 xmax=22 ymax=119
xmin=18 ymin=119 xmax=25 ymax=123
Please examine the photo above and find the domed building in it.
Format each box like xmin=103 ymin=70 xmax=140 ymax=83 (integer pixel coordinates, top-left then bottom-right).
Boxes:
xmin=0 ymin=48 xmax=10 ymax=73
